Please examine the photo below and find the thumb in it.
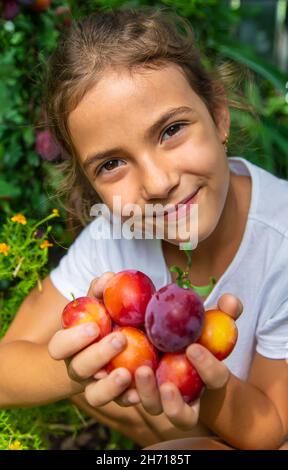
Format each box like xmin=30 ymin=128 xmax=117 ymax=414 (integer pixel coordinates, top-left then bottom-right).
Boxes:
xmin=217 ymin=293 xmax=243 ymax=321
xmin=206 ymin=293 xmax=243 ymax=321
xmin=87 ymin=271 xmax=115 ymax=299
xmin=186 ymin=344 xmax=230 ymax=390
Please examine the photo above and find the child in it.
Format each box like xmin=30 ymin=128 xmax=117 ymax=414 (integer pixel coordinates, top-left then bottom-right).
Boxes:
xmin=1 ymin=7 xmax=287 ymax=450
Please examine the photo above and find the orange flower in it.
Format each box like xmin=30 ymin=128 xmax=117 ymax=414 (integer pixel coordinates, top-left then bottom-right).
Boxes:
xmin=11 ymin=214 xmax=27 ymax=225
xmin=0 ymin=243 xmax=10 ymax=256
xmin=40 ymin=240 xmax=53 ymax=249
xmin=52 ymin=208 xmax=60 ymax=217
xmin=8 ymin=440 xmax=22 ymax=450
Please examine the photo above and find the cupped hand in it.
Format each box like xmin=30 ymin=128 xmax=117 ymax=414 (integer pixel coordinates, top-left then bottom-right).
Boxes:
xmin=116 ymin=293 xmax=243 ymax=430
xmin=48 ymin=272 xmax=135 ymax=407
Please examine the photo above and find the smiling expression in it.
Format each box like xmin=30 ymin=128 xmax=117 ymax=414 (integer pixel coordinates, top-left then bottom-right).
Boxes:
xmin=68 ymin=63 xmax=230 ymax=246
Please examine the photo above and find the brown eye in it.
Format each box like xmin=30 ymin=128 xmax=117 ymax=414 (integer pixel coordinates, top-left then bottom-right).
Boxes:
xmin=98 ymin=159 xmax=125 ymax=174
xmin=162 ymin=123 xmax=186 ymax=142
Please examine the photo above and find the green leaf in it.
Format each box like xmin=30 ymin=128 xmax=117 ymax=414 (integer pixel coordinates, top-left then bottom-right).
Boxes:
xmin=0 ymin=143 xmax=5 ymax=160
xmin=191 ymin=276 xmax=217 ymax=297
xmin=27 ymin=151 xmax=40 ymax=167
xmin=0 ymin=177 xmax=21 ymax=199
xmin=23 ymin=127 xmax=35 ymax=147
xmin=3 ymin=135 xmax=22 ymax=167
xmin=0 ymin=64 xmax=16 ymax=80
xmin=10 ymin=32 xmax=25 ymax=46
xmin=0 ymin=83 xmax=13 ymax=124
xmin=262 ymin=122 xmax=288 ymax=158
xmin=5 ymin=109 xmax=25 ymax=124
xmin=169 ymin=265 xmax=183 ymax=276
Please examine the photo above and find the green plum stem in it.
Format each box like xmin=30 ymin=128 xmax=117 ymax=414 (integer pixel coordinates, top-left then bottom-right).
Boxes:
xmin=184 ymin=248 xmax=192 ymax=270
xmin=169 ymin=263 xmax=217 ymax=296
xmin=169 ymin=265 xmax=192 ymax=289
xmin=169 ymin=242 xmax=216 ymax=294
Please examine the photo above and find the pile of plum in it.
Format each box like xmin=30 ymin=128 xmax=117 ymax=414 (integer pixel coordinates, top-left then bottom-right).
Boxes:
xmin=62 ymin=270 xmax=237 ymax=403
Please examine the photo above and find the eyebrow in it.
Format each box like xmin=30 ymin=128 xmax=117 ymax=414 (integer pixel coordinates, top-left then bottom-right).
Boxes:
xmin=83 ymin=105 xmax=195 ymax=170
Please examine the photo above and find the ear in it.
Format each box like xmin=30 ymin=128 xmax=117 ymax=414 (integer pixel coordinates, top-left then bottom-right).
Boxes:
xmin=215 ymin=104 xmax=230 ymax=144
xmin=212 ymin=81 xmax=231 ymax=143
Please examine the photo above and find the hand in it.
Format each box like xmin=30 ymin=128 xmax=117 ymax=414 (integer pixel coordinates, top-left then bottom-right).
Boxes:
xmin=48 ymin=273 xmax=134 ymax=406
xmin=186 ymin=293 xmax=243 ymax=390
xmin=118 ymin=293 xmax=243 ymax=431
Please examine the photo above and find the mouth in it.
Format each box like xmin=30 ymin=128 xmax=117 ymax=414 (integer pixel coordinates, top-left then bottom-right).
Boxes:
xmin=162 ymin=187 xmax=202 ymax=218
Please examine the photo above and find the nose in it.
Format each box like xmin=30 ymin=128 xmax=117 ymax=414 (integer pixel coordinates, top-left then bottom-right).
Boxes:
xmin=140 ymin=153 xmax=180 ymax=201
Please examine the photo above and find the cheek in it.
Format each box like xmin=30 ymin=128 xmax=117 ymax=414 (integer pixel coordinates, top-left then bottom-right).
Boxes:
xmin=202 ymin=152 xmax=230 ymax=210
xmin=96 ymin=177 xmax=139 ymax=215
xmin=176 ymin=133 xmax=226 ymax=177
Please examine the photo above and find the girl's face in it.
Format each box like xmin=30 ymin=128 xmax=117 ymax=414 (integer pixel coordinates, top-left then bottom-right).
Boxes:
xmin=68 ymin=63 xmax=230 ymax=246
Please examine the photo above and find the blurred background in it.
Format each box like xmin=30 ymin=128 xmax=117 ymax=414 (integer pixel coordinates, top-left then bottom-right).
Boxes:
xmin=0 ymin=0 xmax=287 ymax=451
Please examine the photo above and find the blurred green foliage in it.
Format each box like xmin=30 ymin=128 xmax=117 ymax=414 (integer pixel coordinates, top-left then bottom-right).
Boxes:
xmin=0 ymin=6 xmax=59 ymax=216
xmin=0 ymin=0 xmax=287 ymax=451
xmin=0 ymin=0 xmax=287 ymax=225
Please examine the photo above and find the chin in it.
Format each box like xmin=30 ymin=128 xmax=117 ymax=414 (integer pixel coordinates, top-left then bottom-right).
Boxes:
xmin=163 ymin=214 xmax=219 ymax=248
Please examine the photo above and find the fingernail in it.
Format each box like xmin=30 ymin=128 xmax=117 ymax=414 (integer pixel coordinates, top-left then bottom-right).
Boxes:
xmin=188 ymin=346 xmax=204 ymax=360
xmin=114 ymin=373 xmax=129 ymax=386
xmin=128 ymin=394 xmax=140 ymax=404
xmin=162 ymin=389 xmax=174 ymax=400
xmin=94 ymin=370 xmax=107 ymax=380
xmin=85 ymin=323 xmax=99 ymax=337
xmin=139 ymin=371 xmax=150 ymax=383
xmin=111 ymin=336 xmax=125 ymax=350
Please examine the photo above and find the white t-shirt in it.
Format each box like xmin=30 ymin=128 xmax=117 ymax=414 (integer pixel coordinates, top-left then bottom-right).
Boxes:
xmin=50 ymin=157 xmax=288 ymax=381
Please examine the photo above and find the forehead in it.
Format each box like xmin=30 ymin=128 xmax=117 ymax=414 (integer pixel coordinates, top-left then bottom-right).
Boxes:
xmin=67 ymin=63 xmax=204 ymax=156
xmin=68 ymin=63 xmax=196 ymax=124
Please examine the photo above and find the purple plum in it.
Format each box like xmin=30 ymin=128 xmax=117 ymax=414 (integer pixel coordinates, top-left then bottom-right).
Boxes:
xmin=145 ymin=283 xmax=204 ymax=352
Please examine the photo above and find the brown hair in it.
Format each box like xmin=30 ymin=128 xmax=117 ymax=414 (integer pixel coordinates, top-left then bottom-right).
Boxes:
xmin=43 ymin=5 xmax=252 ymax=239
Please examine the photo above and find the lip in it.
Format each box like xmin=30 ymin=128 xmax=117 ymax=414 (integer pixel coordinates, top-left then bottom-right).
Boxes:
xmin=163 ymin=187 xmax=202 ymax=219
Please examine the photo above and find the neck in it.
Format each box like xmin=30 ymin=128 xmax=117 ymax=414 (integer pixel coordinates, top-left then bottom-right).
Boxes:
xmin=163 ymin=171 xmax=241 ymax=273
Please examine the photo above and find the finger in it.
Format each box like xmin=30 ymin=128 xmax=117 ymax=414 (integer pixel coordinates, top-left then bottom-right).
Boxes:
xmin=87 ymin=272 xmax=115 ymax=299
xmin=114 ymin=388 xmax=141 ymax=407
xmin=217 ymin=293 xmax=243 ymax=320
xmin=85 ymin=367 xmax=132 ymax=407
xmin=186 ymin=344 xmax=230 ymax=390
xmin=134 ymin=366 xmax=162 ymax=415
xmin=48 ymin=322 xmax=100 ymax=360
xmin=67 ymin=332 xmax=127 ymax=381
xmin=159 ymin=383 xmax=200 ymax=431
xmin=93 ymin=368 xmax=108 ymax=380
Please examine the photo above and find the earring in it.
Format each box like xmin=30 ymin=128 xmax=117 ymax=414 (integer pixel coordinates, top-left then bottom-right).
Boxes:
xmin=223 ymin=133 xmax=229 ymax=153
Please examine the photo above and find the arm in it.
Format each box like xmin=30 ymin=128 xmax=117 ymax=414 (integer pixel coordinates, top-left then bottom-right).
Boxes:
xmin=0 ymin=273 xmax=135 ymax=417
xmin=0 ymin=340 xmax=84 ymax=407
xmin=0 ymin=276 xmax=85 ymax=408
xmin=197 ymin=351 xmax=288 ymax=450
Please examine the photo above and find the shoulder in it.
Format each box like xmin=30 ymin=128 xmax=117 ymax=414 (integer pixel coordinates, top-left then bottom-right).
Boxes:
xmin=71 ymin=214 xmax=114 ymax=248
xmin=229 ymin=157 xmax=288 ymax=237
xmin=253 ymin=164 xmax=288 ymax=236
